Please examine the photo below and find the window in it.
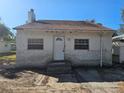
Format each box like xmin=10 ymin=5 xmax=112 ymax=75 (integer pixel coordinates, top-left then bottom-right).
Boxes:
xmin=74 ymin=39 xmax=89 ymax=50
xmin=56 ymin=38 xmax=63 ymax=41
xmin=28 ymin=39 xmax=43 ymax=50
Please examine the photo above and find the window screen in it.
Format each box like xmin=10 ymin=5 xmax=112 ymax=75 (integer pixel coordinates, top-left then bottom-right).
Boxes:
xmin=74 ymin=39 xmax=89 ymax=50
xmin=28 ymin=39 xmax=43 ymax=50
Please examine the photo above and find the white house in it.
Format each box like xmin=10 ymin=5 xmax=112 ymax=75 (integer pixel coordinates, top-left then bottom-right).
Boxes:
xmin=0 ymin=38 xmax=12 ymax=53
xmin=113 ymin=35 xmax=124 ymax=63
xmin=14 ymin=9 xmax=114 ymax=67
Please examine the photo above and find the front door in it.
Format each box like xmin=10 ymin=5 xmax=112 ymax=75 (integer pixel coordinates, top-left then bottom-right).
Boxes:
xmin=54 ymin=36 xmax=64 ymax=60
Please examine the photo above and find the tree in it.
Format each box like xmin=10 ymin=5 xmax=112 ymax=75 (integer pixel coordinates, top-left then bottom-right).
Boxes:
xmin=121 ymin=9 xmax=124 ymax=23
xmin=0 ymin=22 xmax=15 ymax=41
xmin=119 ymin=9 xmax=124 ymax=34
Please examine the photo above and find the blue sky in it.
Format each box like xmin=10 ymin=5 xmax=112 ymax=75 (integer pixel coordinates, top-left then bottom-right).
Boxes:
xmin=0 ymin=0 xmax=124 ymax=34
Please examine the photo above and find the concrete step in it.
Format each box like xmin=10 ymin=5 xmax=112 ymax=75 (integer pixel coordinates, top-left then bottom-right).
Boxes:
xmin=47 ymin=61 xmax=72 ymax=74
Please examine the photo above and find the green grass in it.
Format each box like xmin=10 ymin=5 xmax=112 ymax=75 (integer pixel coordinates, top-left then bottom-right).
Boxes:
xmin=0 ymin=54 xmax=16 ymax=61
xmin=0 ymin=53 xmax=16 ymax=65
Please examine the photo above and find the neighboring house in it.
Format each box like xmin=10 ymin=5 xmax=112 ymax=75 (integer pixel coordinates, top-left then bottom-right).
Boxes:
xmin=14 ymin=9 xmax=114 ymax=67
xmin=0 ymin=39 xmax=12 ymax=53
xmin=113 ymin=35 xmax=124 ymax=63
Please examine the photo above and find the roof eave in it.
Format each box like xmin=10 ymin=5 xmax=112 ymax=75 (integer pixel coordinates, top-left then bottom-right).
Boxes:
xmin=13 ymin=27 xmax=24 ymax=30
xmin=13 ymin=27 xmax=115 ymax=32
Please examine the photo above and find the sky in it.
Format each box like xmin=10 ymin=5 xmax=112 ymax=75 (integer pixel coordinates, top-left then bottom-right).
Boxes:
xmin=0 ymin=0 xmax=124 ymax=34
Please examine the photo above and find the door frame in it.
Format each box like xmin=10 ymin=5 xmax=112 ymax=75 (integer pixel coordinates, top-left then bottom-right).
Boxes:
xmin=53 ymin=35 xmax=65 ymax=61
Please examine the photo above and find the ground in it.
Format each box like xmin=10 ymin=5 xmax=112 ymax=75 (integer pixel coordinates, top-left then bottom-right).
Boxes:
xmin=0 ymin=51 xmax=16 ymax=65
xmin=0 ymin=52 xmax=124 ymax=93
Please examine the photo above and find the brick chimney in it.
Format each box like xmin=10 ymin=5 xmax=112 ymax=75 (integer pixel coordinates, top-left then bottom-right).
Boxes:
xmin=27 ymin=9 xmax=36 ymax=23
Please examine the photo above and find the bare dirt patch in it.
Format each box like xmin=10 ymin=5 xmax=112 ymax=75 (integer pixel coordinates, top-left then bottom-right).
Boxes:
xmin=0 ymin=67 xmax=124 ymax=93
xmin=0 ymin=52 xmax=124 ymax=93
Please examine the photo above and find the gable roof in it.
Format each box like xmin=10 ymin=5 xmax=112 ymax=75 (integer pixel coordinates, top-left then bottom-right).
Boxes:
xmin=14 ymin=20 xmax=115 ymax=32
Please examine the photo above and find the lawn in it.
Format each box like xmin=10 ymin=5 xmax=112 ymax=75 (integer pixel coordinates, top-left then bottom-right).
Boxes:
xmin=0 ymin=54 xmax=16 ymax=61
xmin=0 ymin=51 xmax=16 ymax=65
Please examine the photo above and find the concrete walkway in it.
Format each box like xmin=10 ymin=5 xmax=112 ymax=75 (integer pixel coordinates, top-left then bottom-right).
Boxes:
xmin=75 ymin=67 xmax=124 ymax=82
xmin=75 ymin=69 xmax=102 ymax=82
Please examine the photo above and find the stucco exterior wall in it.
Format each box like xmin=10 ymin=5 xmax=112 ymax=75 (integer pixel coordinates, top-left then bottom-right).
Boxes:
xmin=112 ymin=41 xmax=124 ymax=63
xmin=16 ymin=30 xmax=53 ymax=67
xmin=16 ymin=29 xmax=112 ymax=67
xmin=64 ymin=32 xmax=112 ymax=66
xmin=112 ymin=42 xmax=120 ymax=63
xmin=120 ymin=42 xmax=124 ymax=63
xmin=112 ymin=42 xmax=120 ymax=55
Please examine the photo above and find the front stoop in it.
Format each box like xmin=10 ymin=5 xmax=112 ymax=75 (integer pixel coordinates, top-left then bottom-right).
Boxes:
xmin=47 ymin=61 xmax=72 ymax=74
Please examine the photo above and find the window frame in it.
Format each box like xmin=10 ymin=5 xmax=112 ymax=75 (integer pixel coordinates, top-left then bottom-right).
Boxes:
xmin=27 ymin=38 xmax=44 ymax=50
xmin=74 ymin=39 xmax=89 ymax=50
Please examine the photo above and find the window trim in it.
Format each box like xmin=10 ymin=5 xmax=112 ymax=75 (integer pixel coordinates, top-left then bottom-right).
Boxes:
xmin=74 ymin=39 xmax=89 ymax=50
xmin=27 ymin=38 xmax=44 ymax=50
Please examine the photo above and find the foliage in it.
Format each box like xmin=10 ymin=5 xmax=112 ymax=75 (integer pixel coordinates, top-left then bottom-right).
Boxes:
xmin=0 ymin=54 xmax=16 ymax=61
xmin=119 ymin=9 xmax=124 ymax=34
xmin=0 ymin=22 xmax=15 ymax=42
xmin=122 ymin=9 xmax=124 ymax=23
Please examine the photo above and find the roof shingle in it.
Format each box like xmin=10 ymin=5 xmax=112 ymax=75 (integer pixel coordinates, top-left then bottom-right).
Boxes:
xmin=14 ymin=20 xmax=114 ymax=32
